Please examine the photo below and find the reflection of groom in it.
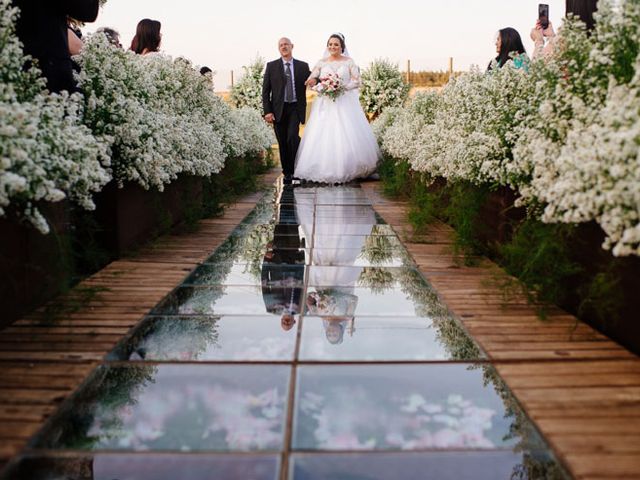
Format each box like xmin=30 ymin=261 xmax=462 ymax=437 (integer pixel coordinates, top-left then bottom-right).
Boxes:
xmin=262 ymin=37 xmax=311 ymax=184
xmin=262 ymin=185 xmax=306 ymax=330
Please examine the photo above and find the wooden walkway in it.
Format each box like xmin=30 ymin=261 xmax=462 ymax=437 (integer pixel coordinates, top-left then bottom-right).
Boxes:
xmin=0 ymin=171 xmax=278 ymax=470
xmin=1 ymin=178 xmax=638 ymax=480
xmin=362 ymin=182 xmax=640 ymax=480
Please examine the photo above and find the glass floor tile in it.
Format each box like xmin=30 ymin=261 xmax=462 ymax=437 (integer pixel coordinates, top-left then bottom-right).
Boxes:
xmin=307 ymin=266 xmax=421 ymax=288
xmin=298 ymin=316 xmax=482 ymax=362
xmin=206 ymin=247 xmax=309 ymax=266
xmin=289 ymin=451 xmax=569 ymax=480
xmin=33 ymin=364 xmax=290 ymax=452
xmin=293 ymin=364 xmax=547 ymax=452
xmin=304 ymin=287 xmax=439 ymax=317
xmin=15 ymin=184 xmax=569 ymax=480
xmin=4 ymin=453 xmax=280 ymax=480
xmin=184 ymin=263 xmax=306 ymax=287
xmin=312 ymin=233 xmax=404 ymax=247
xmin=108 ymin=315 xmax=298 ymax=362
xmin=204 ymin=230 xmax=309 ymax=264
xmin=229 ymin=224 xmax=305 ymax=240
xmin=315 ymin=205 xmax=377 ymax=215
xmin=154 ymin=286 xmax=306 ymax=317
xmin=311 ymin=248 xmax=413 ymax=268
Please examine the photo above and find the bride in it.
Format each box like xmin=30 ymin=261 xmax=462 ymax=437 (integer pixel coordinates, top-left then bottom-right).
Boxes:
xmin=294 ymin=33 xmax=380 ymax=184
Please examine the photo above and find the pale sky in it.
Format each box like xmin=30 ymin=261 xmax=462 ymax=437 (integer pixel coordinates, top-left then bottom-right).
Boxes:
xmin=87 ymin=0 xmax=566 ymax=91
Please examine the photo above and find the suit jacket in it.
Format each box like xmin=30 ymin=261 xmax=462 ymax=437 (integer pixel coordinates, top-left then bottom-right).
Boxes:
xmin=262 ymin=58 xmax=310 ymax=124
xmin=12 ymin=0 xmax=99 ymax=93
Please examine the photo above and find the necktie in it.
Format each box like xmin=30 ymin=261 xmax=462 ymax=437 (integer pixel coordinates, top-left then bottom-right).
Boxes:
xmin=285 ymin=62 xmax=294 ymax=102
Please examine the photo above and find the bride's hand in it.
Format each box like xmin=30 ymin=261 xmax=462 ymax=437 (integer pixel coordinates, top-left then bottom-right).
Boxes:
xmin=305 ymin=77 xmax=318 ymax=88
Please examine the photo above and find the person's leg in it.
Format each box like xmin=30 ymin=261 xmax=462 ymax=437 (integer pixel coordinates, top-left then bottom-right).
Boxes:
xmin=285 ymin=105 xmax=301 ymax=176
xmin=273 ymin=115 xmax=289 ymax=177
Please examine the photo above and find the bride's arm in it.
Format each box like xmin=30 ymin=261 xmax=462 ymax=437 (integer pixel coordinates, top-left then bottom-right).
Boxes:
xmin=345 ymin=59 xmax=361 ymax=90
xmin=305 ymin=61 xmax=322 ymax=87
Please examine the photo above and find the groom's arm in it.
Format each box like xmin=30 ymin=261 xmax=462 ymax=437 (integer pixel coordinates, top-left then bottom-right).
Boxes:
xmin=262 ymin=62 xmax=274 ymax=121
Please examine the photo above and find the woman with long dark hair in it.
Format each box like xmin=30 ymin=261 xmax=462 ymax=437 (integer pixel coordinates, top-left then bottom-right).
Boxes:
xmin=489 ymin=28 xmax=528 ymax=70
xmin=130 ymin=19 xmax=162 ymax=55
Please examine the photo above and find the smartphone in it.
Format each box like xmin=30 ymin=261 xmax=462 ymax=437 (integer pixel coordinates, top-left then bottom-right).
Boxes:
xmin=538 ymin=4 xmax=550 ymax=29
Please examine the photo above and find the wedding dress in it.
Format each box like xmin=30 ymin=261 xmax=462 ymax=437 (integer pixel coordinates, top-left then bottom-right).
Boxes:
xmin=294 ymin=58 xmax=380 ymax=183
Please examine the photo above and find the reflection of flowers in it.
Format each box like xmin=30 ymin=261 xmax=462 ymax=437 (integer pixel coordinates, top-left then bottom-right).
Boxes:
xmin=299 ymin=388 xmax=498 ymax=450
xmin=128 ymin=317 xmax=219 ymax=361
xmin=85 ymin=381 xmax=284 ymax=452
xmin=357 ymin=267 xmax=395 ymax=294
xmin=361 ymin=234 xmax=394 ymax=264
xmin=307 ymin=289 xmax=358 ymax=317
xmin=174 ymin=287 xmax=226 ymax=315
xmin=395 ymin=268 xmax=482 ymax=359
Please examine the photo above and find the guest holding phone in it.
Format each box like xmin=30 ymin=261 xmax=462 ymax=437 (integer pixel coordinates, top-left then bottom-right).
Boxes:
xmin=531 ymin=0 xmax=599 ymax=60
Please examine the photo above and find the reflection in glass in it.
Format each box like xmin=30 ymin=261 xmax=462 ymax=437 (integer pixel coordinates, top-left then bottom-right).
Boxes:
xmin=289 ymin=451 xmax=569 ymax=480
xmin=5 ymin=454 xmax=280 ymax=480
xmin=293 ymin=364 xmax=543 ymax=452
xmin=315 ymin=186 xmax=371 ymax=205
xmin=262 ymin=185 xmax=307 ymax=332
xmin=109 ymin=316 xmax=296 ymax=362
xmin=154 ymin=286 xmax=308 ymax=317
xmin=299 ymin=316 xmax=480 ymax=362
xmin=184 ymin=263 xmax=306 ymax=288
xmin=34 ymin=365 xmax=290 ymax=452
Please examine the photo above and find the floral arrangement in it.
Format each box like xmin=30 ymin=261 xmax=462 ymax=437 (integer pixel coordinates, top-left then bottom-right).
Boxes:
xmin=373 ymin=0 xmax=640 ymax=256
xmin=314 ymin=72 xmax=345 ymax=101
xmin=360 ymin=58 xmax=410 ymax=118
xmin=0 ymin=0 xmax=110 ymax=233
xmin=230 ymin=56 xmax=265 ymax=112
xmin=1 ymin=4 xmax=274 ymax=233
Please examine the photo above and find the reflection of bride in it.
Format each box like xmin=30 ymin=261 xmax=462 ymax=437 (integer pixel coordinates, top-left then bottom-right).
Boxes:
xmin=294 ymin=33 xmax=380 ymax=184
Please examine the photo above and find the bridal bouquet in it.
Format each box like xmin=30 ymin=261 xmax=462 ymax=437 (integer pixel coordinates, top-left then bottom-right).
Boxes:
xmin=314 ymin=72 xmax=345 ymax=101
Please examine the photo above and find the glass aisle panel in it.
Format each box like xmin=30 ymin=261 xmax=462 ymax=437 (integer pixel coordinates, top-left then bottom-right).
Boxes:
xmin=3 ymin=184 xmax=571 ymax=480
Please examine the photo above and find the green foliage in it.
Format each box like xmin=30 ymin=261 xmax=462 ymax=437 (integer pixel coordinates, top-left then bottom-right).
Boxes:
xmin=202 ymin=154 xmax=266 ymax=217
xmin=442 ymin=182 xmax=490 ymax=260
xmin=578 ymin=268 xmax=623 ymax=324
xmin=378 ymin=156 xmax=412 ymax=198
xmin=499 ymin=219 xmax=582 ymax=315
xmin=407 ymin=180 xmax=443 ymax=234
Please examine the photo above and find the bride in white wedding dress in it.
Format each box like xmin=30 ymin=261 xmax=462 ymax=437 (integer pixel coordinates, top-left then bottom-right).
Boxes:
xmin=294 ymin=33 xmax=380 ymax=184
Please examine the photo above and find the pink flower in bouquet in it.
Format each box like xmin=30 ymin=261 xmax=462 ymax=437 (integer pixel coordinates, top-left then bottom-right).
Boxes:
xmin=314 ymin=72 xmax=345 ymax=101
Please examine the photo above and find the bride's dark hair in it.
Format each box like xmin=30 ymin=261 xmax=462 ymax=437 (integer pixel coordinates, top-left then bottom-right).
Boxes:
xmin=327 ymin=33 xmax=346 ymax=53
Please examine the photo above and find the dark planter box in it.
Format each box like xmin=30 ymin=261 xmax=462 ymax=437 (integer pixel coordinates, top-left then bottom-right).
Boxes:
xmin=477 ymin=186 xmax=527 ymax=246
xmin=0 ymin=201 xmax=71 ymax=327
xmin=93 ymin=175 xmax=203 ymax=255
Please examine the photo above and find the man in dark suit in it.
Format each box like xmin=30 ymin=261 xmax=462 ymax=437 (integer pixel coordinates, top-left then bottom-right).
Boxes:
xmin=262 ymin=38 xmax=311 ymax=184
xmin=12 ymin=0 xmax=100 ymax=93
